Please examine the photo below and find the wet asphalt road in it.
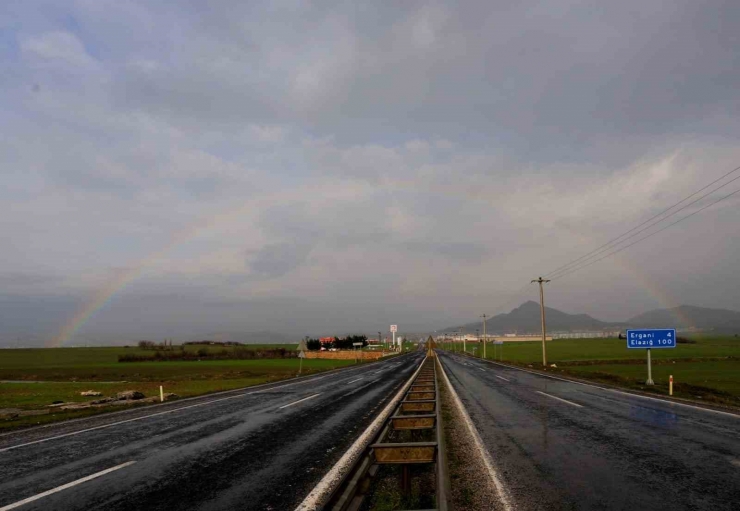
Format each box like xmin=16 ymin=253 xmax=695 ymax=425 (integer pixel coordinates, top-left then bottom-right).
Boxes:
xmin=438 ymin=350 xmax=740 ymax=510
xmin=0 ymin=353 xmax=424 ymax=511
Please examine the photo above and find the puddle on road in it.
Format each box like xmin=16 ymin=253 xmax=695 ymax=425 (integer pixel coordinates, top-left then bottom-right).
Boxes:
xmin=628 ymin=405 xmax=679 ymax=428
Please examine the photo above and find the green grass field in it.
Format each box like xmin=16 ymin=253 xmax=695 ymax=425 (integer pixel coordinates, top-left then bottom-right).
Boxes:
xmin=0 ymin=345 xmax=355 ymax=430
xmin=441 ymin=335 xmax=740 ymax=407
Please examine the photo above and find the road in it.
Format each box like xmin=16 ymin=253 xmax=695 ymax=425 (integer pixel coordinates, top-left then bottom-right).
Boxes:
xmin=0 ymin=353 xmax=423 ymax=511
xmin=438 ymin=350 xmax=740 ymax=510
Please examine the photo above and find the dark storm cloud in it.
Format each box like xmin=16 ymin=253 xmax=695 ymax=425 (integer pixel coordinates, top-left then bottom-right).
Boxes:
xmin=249 ymin=241 xmax=314 ymax=279
xmin=105 ymin=1 xmax=740 ymax=164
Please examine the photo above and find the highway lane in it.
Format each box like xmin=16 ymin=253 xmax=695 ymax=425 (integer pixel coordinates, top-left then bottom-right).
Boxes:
xmin=0 ymin=352 xmax=424 ymax=511
xmin=438 ymin=350 xmax=740 ymax=510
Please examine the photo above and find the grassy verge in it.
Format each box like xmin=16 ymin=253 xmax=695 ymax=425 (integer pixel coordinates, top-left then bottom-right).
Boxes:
xmin=0 ymin=348 xmax=358 ymax=431
xmin=561 ymin=360 xmax=740 ymax=407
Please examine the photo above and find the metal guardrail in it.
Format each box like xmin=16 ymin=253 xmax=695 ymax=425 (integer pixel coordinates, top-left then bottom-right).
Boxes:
xmin=323 ymin=352 xmax=448 ymax=511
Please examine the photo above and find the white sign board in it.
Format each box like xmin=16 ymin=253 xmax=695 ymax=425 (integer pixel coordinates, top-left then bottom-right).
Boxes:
xmin=390 ymin=325 xmax=398 ymax=333
xmin=296 ymin=339 xmax=308 ymax=352
xmin=298 ymin=350 xmax=306 ymax=358
xmin=353 ymin=342 xmax=363 ymax=347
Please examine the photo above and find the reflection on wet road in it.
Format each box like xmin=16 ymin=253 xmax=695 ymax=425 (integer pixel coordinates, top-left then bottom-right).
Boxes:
xmin=438 ymin=350 xmax=740 ymax=510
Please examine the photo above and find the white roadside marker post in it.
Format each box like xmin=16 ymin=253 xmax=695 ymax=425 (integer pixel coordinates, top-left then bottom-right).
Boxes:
xmin=670 ymin=374 xmax=673 ymax=396
xmin=646 ymin=348 xmax=654 ymax=385
xmin=296 ymin=339 xmax=308 ymax=375
xmin=159 ymin=385 xmax=164 ymax=402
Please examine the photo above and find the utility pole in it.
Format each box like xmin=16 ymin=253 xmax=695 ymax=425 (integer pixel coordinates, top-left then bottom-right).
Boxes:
xmin=481 ymin=314 xmax=487 ymax=359
xmin=531 ymin=277 xmax=551 ymax=367
xmin=378 ymin=331 xmax=382 ymax=352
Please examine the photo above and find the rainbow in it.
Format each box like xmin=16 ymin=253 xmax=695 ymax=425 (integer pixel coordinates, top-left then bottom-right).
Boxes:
xmin=616 ymin=258 xmax=695 ymax=329
xmin=51 ymin=176 xmax=695 ymax=346
xmin=49 ymin=200 xmax=258 ymax=347
xmin=50 ymin=266 xmax=143 ymax=347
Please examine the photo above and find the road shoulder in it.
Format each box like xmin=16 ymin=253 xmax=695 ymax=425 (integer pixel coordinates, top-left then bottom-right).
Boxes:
xmin=437 ymin=355 xmax=511 ymax=511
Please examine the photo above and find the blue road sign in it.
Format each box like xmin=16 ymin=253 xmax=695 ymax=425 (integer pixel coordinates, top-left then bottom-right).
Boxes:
xmin=626 ymin=329 xmax=676 ymax=349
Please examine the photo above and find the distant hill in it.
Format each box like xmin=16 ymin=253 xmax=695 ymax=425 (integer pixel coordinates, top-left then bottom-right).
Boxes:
xmin=443 ymin=301 xmax=615 ymax=335
xmin=442 ymin=302 xmax=740 ymax=335
xmin=627 ymin=305 xmax=740 ymax=333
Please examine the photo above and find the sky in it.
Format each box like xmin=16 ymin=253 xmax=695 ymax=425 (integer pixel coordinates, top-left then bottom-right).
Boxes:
xmin=1 ymin=1 xmax=739 ymax=345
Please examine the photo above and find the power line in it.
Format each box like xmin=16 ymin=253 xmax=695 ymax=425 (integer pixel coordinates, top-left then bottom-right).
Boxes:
xmin=548 ymin=171 xmax=740 ymax=280
xmin=550 ymin=186 xmax=740 ymax=281
xmin=480 ymin=165 xmax=740 ymax=328
xmin=549 ymin=178 xmax=740 ymax=280
xmin=544 ymin=165 xmax=740 ymax=279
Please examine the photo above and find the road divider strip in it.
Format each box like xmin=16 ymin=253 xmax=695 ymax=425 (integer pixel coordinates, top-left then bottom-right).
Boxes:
xmin=320 ymin=353 xmax=448 ymax=510
xmin=495 ymin=375 xmax=510 ymax=382
xmin=437 ymin=355 xmax=513 ymax=511
xmin=0 ymin=461 xmax=136 ymax=511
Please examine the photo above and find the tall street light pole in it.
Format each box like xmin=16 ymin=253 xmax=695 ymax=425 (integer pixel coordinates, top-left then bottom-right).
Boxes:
xmin=531 ymin=277 xmax=551 ymax=367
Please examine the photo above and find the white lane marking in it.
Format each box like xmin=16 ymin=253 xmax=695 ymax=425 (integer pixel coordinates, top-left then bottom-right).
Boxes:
xmin=438 ymin=358 xmax=513 ymax=511
xmin=0 ymin=358 xmax=411 ymax=452
xmin=496 ymin=376 xmax=510 ymax=382
xmin=278 ymin=393 xmax=321 ymax=409
xmin=478 ymin=367 xmax=486 ymax=372
xmin=536 ymin=391 xmax=583 ymax=408
xmin=347 ymin=378 xmax=364 ymax=384
xmin=0 ymin=461 xmax=136 ymax=511
xmin=473 ymin=357 xmax=740 ymax=419
xmin=295 ymin=359 xmax=426 ymax=510
xmin=341 ymin=380 xmax=377 ymax=398
xmin=373 ymin=370 xmax=383 ymax=374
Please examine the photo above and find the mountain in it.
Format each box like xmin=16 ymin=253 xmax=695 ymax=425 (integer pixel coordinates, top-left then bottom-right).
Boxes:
xmin=443 ymin=301 xmax=615 ymax=335
xmin=627 ymin=305 xmax=740 ymax=332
